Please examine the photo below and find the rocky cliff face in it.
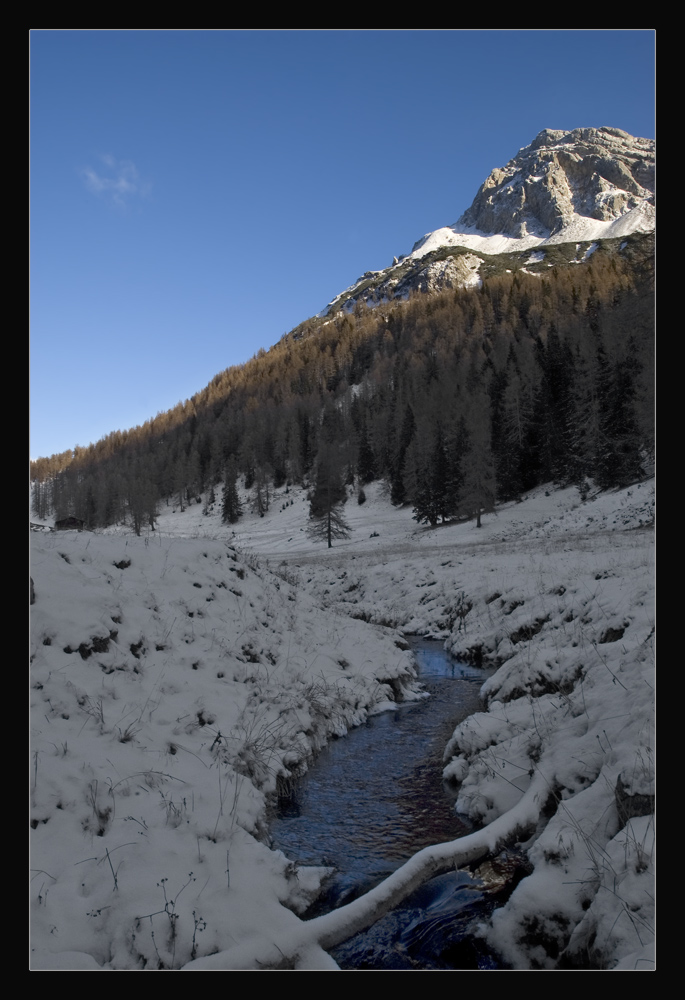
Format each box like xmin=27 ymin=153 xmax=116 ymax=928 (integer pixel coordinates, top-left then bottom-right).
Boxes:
xmin=324 ymin=127 xmax=654 ymax=315
xmin=457 ymin=127 xmax=654 ymax=240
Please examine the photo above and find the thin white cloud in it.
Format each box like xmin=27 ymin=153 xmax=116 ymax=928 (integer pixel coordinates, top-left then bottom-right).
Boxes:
xmin=81 ymin=154 xmax=150 ymax=208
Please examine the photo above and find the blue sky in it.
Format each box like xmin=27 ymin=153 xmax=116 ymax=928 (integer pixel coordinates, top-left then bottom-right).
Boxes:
xmin=30 ymin=30 xmax=655 ymax=460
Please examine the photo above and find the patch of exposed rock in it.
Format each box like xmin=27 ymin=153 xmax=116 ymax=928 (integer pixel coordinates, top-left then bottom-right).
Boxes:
xmin=457 ymin=127 xmax=654 ymax=240
xmin=322 ymin=126 xmax=654 ymax=317
xmin=400 ymin=253 xmax=483 ymax=295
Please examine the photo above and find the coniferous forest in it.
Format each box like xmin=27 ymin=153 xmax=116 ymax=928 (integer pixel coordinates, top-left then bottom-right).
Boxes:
xmin=31 ymin=235 xmax=654 ymax=534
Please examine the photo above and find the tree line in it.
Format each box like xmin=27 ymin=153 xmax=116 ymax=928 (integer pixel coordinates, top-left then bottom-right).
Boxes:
xmin=31 ymin=236 xmax=654 ymax=536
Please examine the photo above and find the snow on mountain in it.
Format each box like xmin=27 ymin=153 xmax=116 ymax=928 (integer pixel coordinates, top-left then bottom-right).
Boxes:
xmin=324 ymin=127 xmax=654 ymax=313
xmin=29 ymin=123 xmax=655 ymax=971
xmin=447 ymin=126 xmax=654 ymax=249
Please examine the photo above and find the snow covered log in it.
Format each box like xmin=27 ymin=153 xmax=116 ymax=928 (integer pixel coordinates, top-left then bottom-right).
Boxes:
xmin=182 ymin=770 xmax=549 ymax=969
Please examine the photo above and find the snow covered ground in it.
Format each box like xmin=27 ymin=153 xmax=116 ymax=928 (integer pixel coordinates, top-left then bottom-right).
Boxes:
xmin=30 ymin=477 xmax=655 ymax=970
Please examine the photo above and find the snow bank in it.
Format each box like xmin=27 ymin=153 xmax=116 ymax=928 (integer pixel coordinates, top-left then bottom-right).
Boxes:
xmin=275 ymin=480 xmax=655 ymax=970
xmin=30 ymin=478 xmax=654 ymax=970
xmin=30 ymin=531 xmax=417 ymax=970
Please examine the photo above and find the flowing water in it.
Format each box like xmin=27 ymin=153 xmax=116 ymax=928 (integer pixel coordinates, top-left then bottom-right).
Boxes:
xmin=269 ymin=639 xmax=513 ymax=969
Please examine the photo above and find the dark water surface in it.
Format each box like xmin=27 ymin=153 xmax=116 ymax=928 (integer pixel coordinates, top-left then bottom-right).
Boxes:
xmin=269 ymin=639 xmax=506 ymax=969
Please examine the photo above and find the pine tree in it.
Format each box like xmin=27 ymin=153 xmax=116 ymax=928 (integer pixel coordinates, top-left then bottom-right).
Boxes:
xmin=534 ymin=328 xmax=576 ymax=484
xmin=459 ymin=394 xmax=496 ymax=527
xmin=203 ymin=485 xmax=216 ymax=515
xmin=565 ymin=343 xmax=600 ymax=486
xmin=307 ymin=449 xmax=350 ymax=548
xmin=222 ymin=465 xmax=243 ymax=524
xmin=447 ymin=416 xmax=469 ymax=511
xmin=595 ymin=352 xmax=644 ymax=489
xmin=412 ymin=425 xmax=452 ymax=526
xmin=356 ymin=422 xmax=376 ymax=485
xmin=252 ymin=466 xmax=272 ymax=517
xmin=390 ymin=404 xmax=416 ymax=505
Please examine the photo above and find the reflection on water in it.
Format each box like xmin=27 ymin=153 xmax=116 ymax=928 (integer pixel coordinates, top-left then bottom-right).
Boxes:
xmin=269 ymin=639 xmax=506 ymax=968
xmin=271 ymin=639 xmax=489 ymax=877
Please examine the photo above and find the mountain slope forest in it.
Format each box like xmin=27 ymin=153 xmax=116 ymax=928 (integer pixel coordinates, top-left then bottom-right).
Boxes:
xmin=31 ymin=232 xmax=654 ymax=537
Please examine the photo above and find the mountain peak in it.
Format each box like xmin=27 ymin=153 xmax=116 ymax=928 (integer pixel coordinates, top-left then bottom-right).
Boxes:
xmin=456 ymin=126 xmax=654 ymax=243
xmin=324 ymin=126 xmax=654 ymax=315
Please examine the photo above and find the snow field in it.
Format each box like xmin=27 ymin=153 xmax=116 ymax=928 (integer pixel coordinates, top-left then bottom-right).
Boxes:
xmin=30 ymin=530 xmax=417 ymax=970
xmin=30 ymin=476 xmax=654 ymax=969
xmin=278 ymin=490 xmax=654 ymax=969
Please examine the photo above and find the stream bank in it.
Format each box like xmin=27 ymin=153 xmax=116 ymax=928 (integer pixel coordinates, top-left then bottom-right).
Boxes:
xmin=270 ymin=639 xmax=526 ymax=969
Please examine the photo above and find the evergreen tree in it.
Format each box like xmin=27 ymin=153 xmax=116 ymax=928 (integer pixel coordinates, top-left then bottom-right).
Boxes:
xmin=401 ymin=436 xmax=424 ymax=506
xmin=307 ymin=449 xmax=350 ymax=548
xmin=203 ymin=485 xmax=216 ymax=515
xmin=412 ymin=425 xmax=452 ymax=526
xmin=447 ymin=416 xmax=469 ymax=511
xmin=252 ymin=465 xmax=272 ymax=517
xmin=83 ymin=481 xmax=97 ymax=529
xmin=495 ymin=371 xmax=524 ymax=501
xmin=534 ymin=328 xmax=576 ymax=484
xmin=356 ymin=421 xmax=377 ymax=484
xmin=459 ymin=394 xmax=496 ymax=527
xmin=28 ymin=249 xmax=654 ymax=529
xmin=390 ymin=404 xmax=416 ymax=505
xmin=595 ymin=352 xmax=644 ymax=489
xmin=222 ymin=465 xmax=243 ymax=524
xmin=297 ymin=410 xmax=314 ymax=478
xmin=565 ymin=343 xmax=600 ymax=485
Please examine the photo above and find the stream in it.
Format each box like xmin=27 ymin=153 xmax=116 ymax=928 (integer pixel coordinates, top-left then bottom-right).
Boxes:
xmin=269 ymin=639 xmax=518 ymax=970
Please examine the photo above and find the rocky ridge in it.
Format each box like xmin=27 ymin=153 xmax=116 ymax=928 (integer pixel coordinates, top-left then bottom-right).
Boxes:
xmin=324 ymin=127 xmax=654 ymax=315
xmin=456 ymin=126 xmax=654 ymax=241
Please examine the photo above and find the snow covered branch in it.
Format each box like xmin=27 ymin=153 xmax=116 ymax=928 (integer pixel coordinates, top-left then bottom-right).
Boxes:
xmin=183 ymin=770 xmax=550 ymax=969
